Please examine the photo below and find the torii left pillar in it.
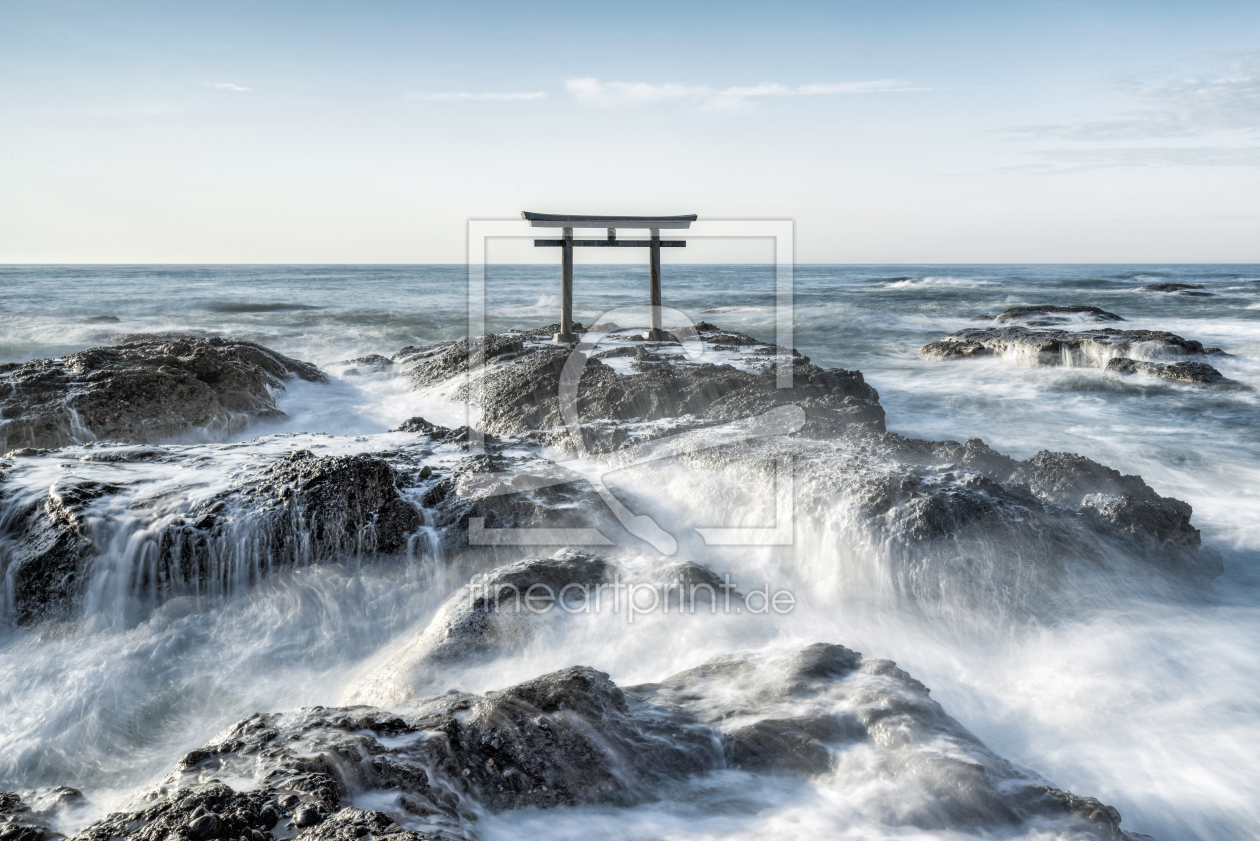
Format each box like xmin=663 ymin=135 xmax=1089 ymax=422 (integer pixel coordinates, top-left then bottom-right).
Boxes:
xmin=554 ymin=227 xmax=578 ymax=343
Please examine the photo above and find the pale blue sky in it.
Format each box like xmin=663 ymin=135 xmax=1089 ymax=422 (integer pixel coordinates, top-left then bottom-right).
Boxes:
xmin=1 ymin=0 xmax=1258 ymax=262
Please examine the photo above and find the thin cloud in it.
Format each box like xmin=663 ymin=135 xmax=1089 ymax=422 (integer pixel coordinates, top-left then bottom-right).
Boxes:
xmin=1008 ymin=146 xmax=1260 ymax=174
xmin=88 ymin=103 xmax=184 ymax=117
xmin=1011 ymin=53 xmax=1260 ymax=141
xmin=565 ymin=77 xmax=929 ymax=108
xmin=210 ymin=82 xmax=251 ymax=92
xmin=1006 ymin=54 xmax=1260 ymax=173
xmin=406 ymin=90 xmax=547 ymax=102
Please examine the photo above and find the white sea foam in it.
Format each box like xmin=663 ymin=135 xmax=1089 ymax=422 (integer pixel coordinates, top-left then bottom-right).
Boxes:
xmin=1 ymin=264 xmax=1258 ymax=839
xmin=885 ymin=276 xmax=992 ymax=289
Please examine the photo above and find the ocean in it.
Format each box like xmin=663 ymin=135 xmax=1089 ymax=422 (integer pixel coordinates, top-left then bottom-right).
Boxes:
xmin=1 ymin=263 xmax=1259 ymax=840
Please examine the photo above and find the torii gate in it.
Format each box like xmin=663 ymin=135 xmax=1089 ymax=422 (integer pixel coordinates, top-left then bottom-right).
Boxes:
xmin=522 ymin=211 xmax=697 ymax=342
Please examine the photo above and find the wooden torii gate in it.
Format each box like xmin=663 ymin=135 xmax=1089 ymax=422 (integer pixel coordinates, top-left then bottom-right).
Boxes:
xmin=522 ymin=211 xmax=697 ymax=342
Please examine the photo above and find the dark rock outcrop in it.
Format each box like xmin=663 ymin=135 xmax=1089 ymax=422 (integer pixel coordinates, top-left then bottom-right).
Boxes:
xmin=294 ymin=808 xmax=434 ymax=841
xmin=0 ymin=450 xmax=422 ymax=624
xmin=672 ymin=428 xmax=1220 ymax=621
xmin=0 ymin=479 xmax=119 ymax=625
xmin=0 ymin=339 xmax=326 ymax=450
xmin=151 ymin=450 xmax=423 ymax=593
xmin=351 ymin=552 xmax=613 ymax=702
xmin=463 ymin=327 xmax=884 ymax=441
xmin=418 ymin=453 xmax=623 ymax=556
xmin=921 ymin=325 xmax=1223 ymax=363
xmin=81 ymin=642 xmax=1141 ymax=840
xmin=0 ymin=788 xmax=83 ymax=841
xmin=344 ymin=552 xmax=741 ymax=705
xmin=391 ymin=417 xmax=448 ymax=435
xmin=393 ymin=334 xmax=527 ymax=391
xmin=1004 ymin=450 xmax=1219 ymax=577
xmin=321 ymin=355 xmax=396 ymax=377
xmin=1106 ymin=357 xmax=1242 ymax=387
xmin=72 ymin=783 xmax=283 ymax=841
xmin=976 ymin=305 xmax=1125 ymax=325
xmin=1141 ymin=282 xmax=1212 ymax=296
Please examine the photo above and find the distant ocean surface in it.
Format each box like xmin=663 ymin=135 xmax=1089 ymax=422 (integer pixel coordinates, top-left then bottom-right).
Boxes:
xmin=3 ymin=264 xmax=1258 ymax=531
xmin=3 ymin=263 xmax=1260 ymax=839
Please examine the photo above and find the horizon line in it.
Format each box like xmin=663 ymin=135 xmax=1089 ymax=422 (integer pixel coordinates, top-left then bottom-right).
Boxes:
xmin=3 ymin=261 xmax=1259 ymax=267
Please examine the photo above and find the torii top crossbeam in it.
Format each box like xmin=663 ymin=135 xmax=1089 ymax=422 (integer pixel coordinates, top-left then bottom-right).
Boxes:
xmin=522 ymin=210 xmax=697 ymax=342
xmin=522 ymin=211 xmax=696 ymax=229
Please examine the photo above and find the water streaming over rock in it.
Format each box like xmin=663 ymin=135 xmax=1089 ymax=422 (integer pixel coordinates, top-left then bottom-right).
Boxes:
xmin=1 ymin=264 xmax=1258 ymax=840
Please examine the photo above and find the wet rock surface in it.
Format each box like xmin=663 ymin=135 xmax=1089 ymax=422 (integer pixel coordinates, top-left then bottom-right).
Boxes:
xmin=461 ymin=325 xmax=885 ymax=442
xmin=921 ymin=325 xmax=1223 ymax=363
xmin=0 ymin=450 xmax=422 ymax=623
xmin=1141 ymin=282 xmax=1213 ymax=296
xmin=974 ymin=305 xmax=1125 ymax=325
xmin=0 ymin=339 xmax=326 ymax=450
xmin=675 ymin=427 xmax=1220 ymax=621
xmin=321 ymin=355 xmax=396 ymax=377
xmin=0 ymin=479 xmax=119 ymax=624
xmin=415 ymin=451 xmax=624 ymax=557
xmin=0 ymin=321 xmax=1222 ymax=837
xmin=1107 ymin=356 xmax=1242 ymax=386
xmin=63 ymin=640 xmax=1141 ymax=840
xmin=1 ymin=320 xmax=1222 ymax=624
xmin=170 ymin=450 xmax=425 ymax=562
xmin=347 ymin=551 xmax=614 ymax=702
xmin=1 ymin=788 xmax=84 ymax=841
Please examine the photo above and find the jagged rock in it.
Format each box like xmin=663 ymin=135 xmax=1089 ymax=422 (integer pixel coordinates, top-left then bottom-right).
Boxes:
xmin=321 ymin=355 xmax=395 ymax=377
xmin=924 ymin=338 xmax=992 ymax=358
xmin=703 ymin=365 xmax=885 ymax=436
xmin=157 ymin=450 xmax=423 ymax=580
xmin=379 ymin=321 xmax=1219 ymax=610
xmin=391 ymin=417 xmax=449 ymax=435
xmin=297 ymin=808 xmax=434 ymax=841
xmin=921 ymin=325 xmax=1223 ymax=363
xmin=1106 ymin=357 xmax=1242 ymax=386
xmin=109 ymin=643 xmax=1141 ymax=840
xmin=138 ymin=665 xmax=715 ymax=836
xmin=673 ymin=429 xmax=1219 ymax=620
xmin=979 ymin=305 xmax=1125 ymax=325
xmin=1141 ymin=282 xmax=1212 ymax=296
xmin=418 ymin=453 xmax=624 ymax=556
xmin=0 ymin=479 xmax=119 ymax=624
xmin=632 ymin=644 xmax=1139 ymax=838
xmin=71 ymin=782 xmax=284 ymax=841
xmin=0 ymin=450 xmax=422 ymax=623
xmin=346 ymin=551 xmax=754 ymax=707
xmin=466 ymin=331 xmax=884 ymax=439
xmin=0 ymin=792 xmax=61 ymax=841
xmin=0 ymin=339 xmax=326 ymax=450
xmin=348 ymin=552 xmax=612 ymax=702
xmin=393 ymin=334 xmax=526 ymax=391
xmin=388 ymin=420 xmax=489 ymax=449
xmin=387 ymin=327 xmax=883 ymax=447
xmin=1010 ymin=449 xmax=1185 ymax=513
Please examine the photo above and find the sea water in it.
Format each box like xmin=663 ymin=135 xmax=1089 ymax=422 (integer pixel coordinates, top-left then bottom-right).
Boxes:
xmin=1 ymin=264 xmax=1258 ymax=840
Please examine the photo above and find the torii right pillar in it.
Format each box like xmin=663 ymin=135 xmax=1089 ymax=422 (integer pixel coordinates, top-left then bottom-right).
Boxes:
xmin=646 ymin=227 xmax=666 ymax=341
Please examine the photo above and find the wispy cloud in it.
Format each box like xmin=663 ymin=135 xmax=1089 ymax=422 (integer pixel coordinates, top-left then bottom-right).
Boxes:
xmin=210 ymin=82 xmax=251 ymax=92
xmin=405 ymin=90 xmax=547 ymax=102
xmin=565 ymin=77 xmax=928 ymax=108
xmin=1009 ymin=145 xmax=1260 ymax=173
xmin=1011 ymin=53 xmax=1260 ymax=141
xmin=1006 ymin=53 xmax=1260 ymax=173
xmin=88 ymin=103 xmax=184 ymax=117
